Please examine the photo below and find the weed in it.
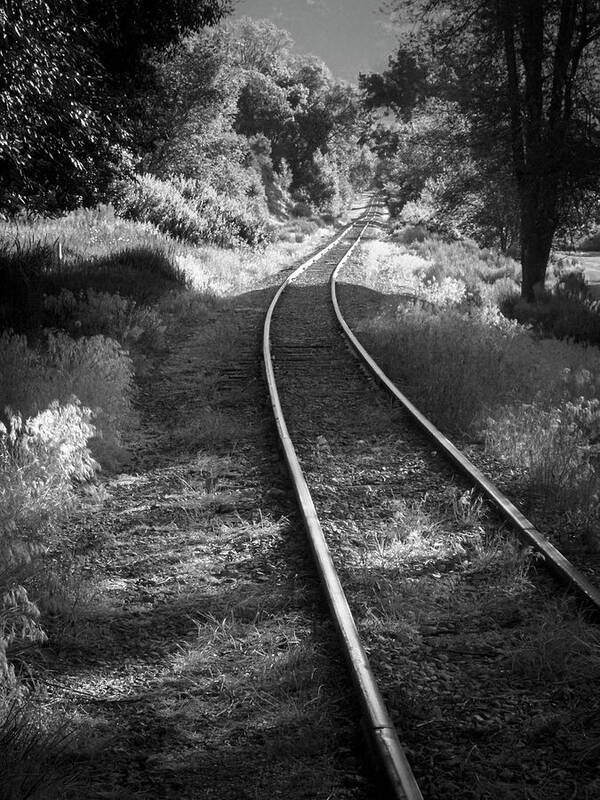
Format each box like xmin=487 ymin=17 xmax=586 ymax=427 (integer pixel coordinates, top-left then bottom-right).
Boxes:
xmin=44 ymin=288 xmax=166 ymax=356
xmin=0 ymin=701 xmax=82 ymax=799
xmin=449 ymin=488 xmax=485 ymax=528
xmin=509 ymin=602 xmax=600 ymax=681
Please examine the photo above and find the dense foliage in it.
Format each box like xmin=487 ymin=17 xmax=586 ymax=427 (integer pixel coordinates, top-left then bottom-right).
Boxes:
xmin=0 ymin=0 xmax=230 ymax=214
xmin=135 ymin=18 xmax=372 ymax=226
xmin=367 ymin=0 xmax=600 ymax=299
xmin=0 ymin=6 xmax=371 ymax=229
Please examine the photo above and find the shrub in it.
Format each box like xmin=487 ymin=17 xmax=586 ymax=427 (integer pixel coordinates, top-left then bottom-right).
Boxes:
xmin=0 ymin=402 xmax=98 ymax=685
xmin=44 ymin=289 xmax=166 ymax=354
xmin=115 ymin=174 xmax=207 ymax=242
xmin=359 ymin=301 xmax=600 ymax=435
xmin=0 ymin=331 xmax=134 ymax=463
xmin=291 ymin=201 xmax=314 ymax=218
xmin=359 ymin=305 xmax=534 ymax=433
xmin=485 ymin=398 xmax=600 ymax=516
xmin=412 ymin=237 xmax=520 ymax=291
xmin=0 ymin=238 xmax=185 ymax=336
xmin=1 ymin=583 xmax=46 ymax=686
xmin=501 ymin=278 xmax=600 ymax=347
xmin=393 ymin=224 xmax=429 ymax=245
xmin=62 ymin=247 xmax=187 ymax=303
xmin=577 ymin=229 xmax=600 ymax=251
xmin=0 ymin=403 xmax=98 ymax=553
xmin=0 ymin=243 xmax=56 ymax=335
xmin=115 ymin=174 xmax=271 ymax=248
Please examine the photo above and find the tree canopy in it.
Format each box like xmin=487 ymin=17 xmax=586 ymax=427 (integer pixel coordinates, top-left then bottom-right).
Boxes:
xmin=0 ymin=0 xmax=230 ymax=214
xmin=372 ymin=0 xmax=600 ymax=299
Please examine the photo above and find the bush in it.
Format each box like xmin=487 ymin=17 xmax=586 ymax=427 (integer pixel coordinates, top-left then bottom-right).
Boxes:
xmin=485 ymin=398 xmax=600 ymax=518
xmin=291 ymin=201 xmax=313 ymax=218
xmin=0 ymin=331 xmax=134 ymax=463
xmin=577 ymin=229 xmax=600 ymax=251
xmin=393 ymin=224 xmax=429 ymax=245
xmin=0 ymin=403 xmax=97 ymax=556
xmin=63 ymin=247 xmax=187 ymax=303
xmin=360 ymin=305 xmax=533 ymax=433
xmin=501 ymin=280 xmax=600 ymax=347
xmin=115 ymin=174 xmax=271 ymax=248
xmin=0 ymin=402 xmax=98 ymax=685
xmin=1 ymin=583 xmax=46 ymax=686
xmin=44 ymin=289 xmax=166 ymax=354
xmin=0 ymin=243 xmax=56 ymax=335
xmin=413 ymin=237 xmax=520 ymax=289
xmin=0 ymin=239 xmax=186 ymax=336
xmin=359 ymin=300 xmax=600 ymax=434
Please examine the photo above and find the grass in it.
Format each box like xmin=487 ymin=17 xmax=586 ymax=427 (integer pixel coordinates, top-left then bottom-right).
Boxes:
xmin=0 ymin=200 xmax=340 ymax=793
xmin=157 ymin=606 xmax=349 ymax=798
xmin=508 ymin=601 xmax=600 ymax=682
xmin=343 ymin=231 xmax=600 ymax=543
xmin=0 ymin=701 xmax=83 ymax=800
xmin=345 ymin=491 xmax=537 ymax=662
xmin=174 ymin=219 xmax=334 ymax=296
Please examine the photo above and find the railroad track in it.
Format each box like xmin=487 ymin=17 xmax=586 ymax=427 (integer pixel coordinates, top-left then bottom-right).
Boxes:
xmin=263 ymin=198 xmax=600 ymax=799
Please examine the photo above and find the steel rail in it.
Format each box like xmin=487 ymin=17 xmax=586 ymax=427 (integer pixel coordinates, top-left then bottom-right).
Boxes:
xmin=330 ymin=213 xmax=600 ymax=615
xmin=263 ymin=208 xmax=424 ymax=800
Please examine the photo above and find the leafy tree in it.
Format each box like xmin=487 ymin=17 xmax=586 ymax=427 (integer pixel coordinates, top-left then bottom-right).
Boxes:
xmin=147 ymin=18 xmax=368 ymax=214
xmin=235 ymin=73 xmax=294 ymax=147
xmin=212 ymin=16 xmax=293 ymax=76
xmin=497 ymin=0 xmax=600 ymax=297
xmin=79 ymin=0 xmax=232 ymax=81
xmin=0 ymin=0 xmax=230 ymax=214
xmin=379 ymin=0 xmax=600 ymax=300
xmin=0 ymin=0 xmax=115 ymax=212
xmin=360 ymin=49 xmax=429 ymax=119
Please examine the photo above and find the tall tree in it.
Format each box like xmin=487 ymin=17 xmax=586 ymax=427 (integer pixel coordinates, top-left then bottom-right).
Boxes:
xmin=380 ymin=0 xmax=600 ymax=300
xmin=498 ymin=0 xmax=600 ymax=298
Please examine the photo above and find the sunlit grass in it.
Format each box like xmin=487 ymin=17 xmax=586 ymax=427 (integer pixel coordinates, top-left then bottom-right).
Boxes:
xmin=340 ymin=231 xmax=600 ymax=542
xmin=175 ymin=221 xmax=334 ymax=296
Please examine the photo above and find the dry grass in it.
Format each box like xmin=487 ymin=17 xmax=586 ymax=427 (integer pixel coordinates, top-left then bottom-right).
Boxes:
xmin=174 ymin=223 xmax=334 ymax=297
xmin=509 ymin=600 xmax=600 ymax=682
xmin=156 ymin=609 xmax=346 ymax=798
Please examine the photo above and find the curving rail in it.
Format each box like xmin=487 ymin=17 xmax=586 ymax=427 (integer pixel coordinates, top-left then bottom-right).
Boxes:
xmin=330 ymin=207 xmax=600 ymax=617
xmin=263 ymin=204 xmax=424 ymax=800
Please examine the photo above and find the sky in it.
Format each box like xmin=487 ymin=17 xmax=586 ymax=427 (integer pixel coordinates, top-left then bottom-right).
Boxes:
xmin=232 ymin=0 xmax=400 ymax=83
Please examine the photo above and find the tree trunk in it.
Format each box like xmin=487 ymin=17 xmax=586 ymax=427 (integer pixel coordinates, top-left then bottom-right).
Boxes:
xmin=519 ymin=179 xmax=557 ymax=302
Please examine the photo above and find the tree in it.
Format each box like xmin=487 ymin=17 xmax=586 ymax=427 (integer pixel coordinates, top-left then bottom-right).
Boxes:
xmin=0 ymin=0 xmax=231 ymax=214
xmin=498 ymin=0 xmax=600 ymax=298
xmin=140 ymin=17 xmax=369 ymax=216
xmin=360 ymin=49 xmax=429 ymax=119
xmin=0 ymin=0 xmax=117 ymax=212
xmin=78 ymin=0 xmax=232 ymax=81
xmin=380 ymin=0 xmax=600 ymax=300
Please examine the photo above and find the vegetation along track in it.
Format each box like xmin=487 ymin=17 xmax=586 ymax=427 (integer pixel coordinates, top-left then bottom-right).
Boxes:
xmin=264 ymin=198 xmax=600 ymax=799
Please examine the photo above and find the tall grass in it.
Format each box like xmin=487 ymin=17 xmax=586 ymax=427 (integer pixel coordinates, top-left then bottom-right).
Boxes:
xmin=347 ymin=232 xmax=600 ymax=539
